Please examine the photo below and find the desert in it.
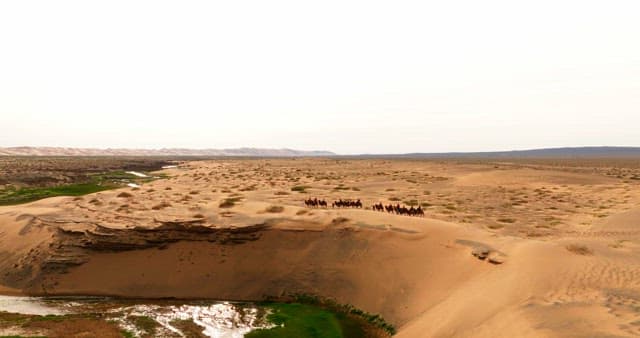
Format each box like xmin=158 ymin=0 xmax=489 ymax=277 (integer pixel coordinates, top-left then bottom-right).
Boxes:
xmin=1 ymin=155 xmax=639 ymax=337
xmin=3 ymin=0 xmax=639 ymax=336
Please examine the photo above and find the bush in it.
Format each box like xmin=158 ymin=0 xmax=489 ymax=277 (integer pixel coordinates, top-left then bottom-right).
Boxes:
xmin=566 ymin=244 xmax=593 ymax=255
xmin=265 ymin=205 xmax=284 ymax=213
xmin=152 ymin=201 xmax=171 ymax=210
xmin=331 ymin=217 xmax=350 ymax=225
xmin=404 ymin=199 xmax=419 ymax=206
xmin=219 ymin=197 xmax=242 ymax=208
xmin=291 ymin=186 xmax=310 ymax=193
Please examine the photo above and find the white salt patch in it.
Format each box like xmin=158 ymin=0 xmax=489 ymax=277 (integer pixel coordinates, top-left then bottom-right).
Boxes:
xmin=0 ymin=297 xmax=274 ymax=338
xmin=127 ymin=183 xmax=140 ymax=188
xmin=126 ymin=171 xmax=148 ymax=178
xmin=0 ymin=296 xmax=64 ymax=316
xmin=115 ymin=302 xmax=274 ymax=338
xmin=162 ymin=165 xmax=178 ymax=169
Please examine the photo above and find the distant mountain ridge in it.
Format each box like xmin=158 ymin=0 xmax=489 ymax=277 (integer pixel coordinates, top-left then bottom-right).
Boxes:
xmin=371 ymin=147 xmax=640 ymax=158
xmin=0 ymin=146 xmax=335 ymax=157
xmin=2 ymin=146 xmax=640 ymax=158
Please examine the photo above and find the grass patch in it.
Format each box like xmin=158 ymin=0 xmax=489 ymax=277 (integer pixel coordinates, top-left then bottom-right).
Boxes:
xmin=0 ymin=183 xmax=116 ymax=206
xmin=0 ymin=170 xmax=165 ymax=206
xmin=130 ymin=315 xmax=159 ymax=336
xmin=120 ymin=330 xmax=136 ymax=338
xmin=290 ymin=294 xmax=396 ymax=336
xmin=246 ymin=303 xmax=343 ymax=338
xmin=247 ymin=301 xmax=390 ymax=338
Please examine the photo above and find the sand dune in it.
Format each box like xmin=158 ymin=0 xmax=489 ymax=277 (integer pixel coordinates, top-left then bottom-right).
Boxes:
xmin=1 ymin=158 xmax=640 ymax=337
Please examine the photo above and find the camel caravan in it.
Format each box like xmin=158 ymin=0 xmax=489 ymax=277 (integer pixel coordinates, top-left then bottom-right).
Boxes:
xmin=332 ymin=199 xmax=363 ymax=208
xmin=304 ymin=198 xmax=328 ymax=208
xmin=303 ymin=198 xmax=425 ymax=217
xmin=372 ymin=203 xmax=425 ymax=217
xmin=304 ymin=198 xmax=362 ymax=208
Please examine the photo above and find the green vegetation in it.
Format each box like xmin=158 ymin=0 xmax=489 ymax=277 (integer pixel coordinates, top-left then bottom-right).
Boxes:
xmin=120 ymin=330 xmax=135 ymax=338
xmin=251 ymin=295 xmax=395 ymax=338
xmin=246 ymin=303 xmax=340 ymax=337
xmin=0 ymin=182 xmax=115 ymax=206
xmin=289 ymin=295 xmax=396 ymax=336
xmin=0 ymin=311 xmax=106 ymax=337
xmin=246 ymin=303 xmax=365 ymax=338
xmin=130 ymin=315 xmax=159 ymax=336
xmin=0 ymin=170 xmax=160 ymax=206
xmin=291 ymin=185 xmax=310 ymax=193
xmin=32 ymin=314 xmax=69 ymax=322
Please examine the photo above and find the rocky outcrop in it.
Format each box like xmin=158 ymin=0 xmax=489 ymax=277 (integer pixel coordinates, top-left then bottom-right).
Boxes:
xmin=39 ymin=221 xmax=268 ymax=275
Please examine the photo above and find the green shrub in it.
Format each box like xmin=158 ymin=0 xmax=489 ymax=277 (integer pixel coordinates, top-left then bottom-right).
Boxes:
xmin=291 ymin=186 xmax=310 ymax=193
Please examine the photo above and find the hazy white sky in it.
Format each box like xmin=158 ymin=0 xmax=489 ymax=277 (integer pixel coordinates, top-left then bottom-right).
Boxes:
xmin=1 ymin=0 xmax=639 ymax=154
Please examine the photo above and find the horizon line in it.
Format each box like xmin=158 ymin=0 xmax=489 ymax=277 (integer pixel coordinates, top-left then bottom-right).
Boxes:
xmin=2 ymin=145 xmax=640 ymax=156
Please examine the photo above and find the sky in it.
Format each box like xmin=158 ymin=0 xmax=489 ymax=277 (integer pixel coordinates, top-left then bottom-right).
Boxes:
xmin=1 ymin=0 xmax=639 ymax=155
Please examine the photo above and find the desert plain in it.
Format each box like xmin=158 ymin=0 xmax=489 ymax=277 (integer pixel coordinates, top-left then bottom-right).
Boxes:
xmin=1 ymin=157 xmax=640 ymax=337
